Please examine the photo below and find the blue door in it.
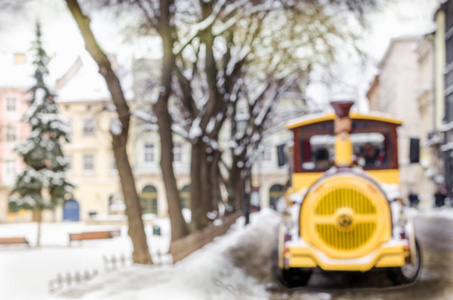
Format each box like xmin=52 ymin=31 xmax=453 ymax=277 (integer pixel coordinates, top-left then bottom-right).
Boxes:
xmin=63 ymin=199 xmax=80 ymax=221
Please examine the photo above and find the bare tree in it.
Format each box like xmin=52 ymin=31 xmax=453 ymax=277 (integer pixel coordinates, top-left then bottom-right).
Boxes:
xmin=166 ymin=0 xmax=377 ymax=219
xmin=65 ymin=0 xmax=152 ymax=264
xmin=65 ymin=0 xmax=379 ymax=236
xmin=151 ymin=0 xmax=191 ymax=240
xmin=71 ymin=0 xmax=191 ymax=241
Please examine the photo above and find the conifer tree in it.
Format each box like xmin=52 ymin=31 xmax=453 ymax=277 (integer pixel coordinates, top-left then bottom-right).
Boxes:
xmin=10 ymin=23 xmax=73 ymax=247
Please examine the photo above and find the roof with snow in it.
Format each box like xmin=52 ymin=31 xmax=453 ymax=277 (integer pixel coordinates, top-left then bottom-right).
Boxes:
xmin=0 ymin=52 xmax=35 ymax=88
xmin=286 ymin=111 xmax=403 ymax=129
xmin=0 ymin=50 xmax=134 ymax=102
xmin=378 ymin=35 xmax=419 ymax=69
xmin=55 ymin=53 xmax=113 ymax=102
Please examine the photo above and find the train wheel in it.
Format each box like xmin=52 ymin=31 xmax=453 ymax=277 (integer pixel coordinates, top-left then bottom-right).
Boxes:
xmin=387 ymin=239 xmax=421 ymax=285
xmin=272 ymin=245 xmax=312 ymax=287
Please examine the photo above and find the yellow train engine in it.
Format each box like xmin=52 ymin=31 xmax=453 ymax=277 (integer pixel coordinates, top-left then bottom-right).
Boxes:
xmin=274 ymin=101 xmax=421 ymax=287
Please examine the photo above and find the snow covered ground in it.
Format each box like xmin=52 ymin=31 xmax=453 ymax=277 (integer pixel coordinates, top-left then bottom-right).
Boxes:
xmin=0 ymin=210 xmax=282 ymax=300
xmin=0 ymin=218 xmax=170 ymax=300
xmin=56 ymin=209 xmax=281 ymax=300
xmin=4 ymin=206 xmax=452 ymax=300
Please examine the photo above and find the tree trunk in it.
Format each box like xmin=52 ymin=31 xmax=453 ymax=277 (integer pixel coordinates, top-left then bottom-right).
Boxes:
xmin=227 ymin=155 xmax=245 ymax=211
xmin=190 ymin=139 xmax=209 ymax=230
xmin=244 ymin=168 xmax=252 ymax=225
xmin=65 ymin=0 xmax=152 ymax=264
xmin=236 ymin=171 xmax=246 ymax=211
xmin=154 ymin=99 xmax=190 ymax=241
xmin=210 ymin=150 xmax=222 ymax=212
xmin=153 ymin=3 xmax=190 ymax=241
xmin=113 ymin=136 xmax=152 ymax=264
xmin=201 ymin=149 xmax=212 ymax=215
xmin=35 ymin=207 xmax=42 ymax=247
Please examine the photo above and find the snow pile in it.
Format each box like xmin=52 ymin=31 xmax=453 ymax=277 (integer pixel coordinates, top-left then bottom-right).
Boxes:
xmin=58 ymin=209 xmax=282 ymax=300
xmin=225 ymin=209 xmax=281 ymax=282
xmin=406 ymin=206 xmax=453 ymax=221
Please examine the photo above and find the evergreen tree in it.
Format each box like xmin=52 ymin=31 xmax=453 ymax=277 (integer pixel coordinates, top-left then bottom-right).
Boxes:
xmin=9 ymin=23 xmax=73 ymax=247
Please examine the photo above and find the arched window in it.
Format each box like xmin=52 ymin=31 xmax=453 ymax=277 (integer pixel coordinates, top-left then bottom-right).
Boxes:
xmin=269 ymin=184 xmax=284 ymax=210
xmin=140 ymin=185 xmax=158 ymax=215
xmin=179 ymin=185 xmax=190 ymax=209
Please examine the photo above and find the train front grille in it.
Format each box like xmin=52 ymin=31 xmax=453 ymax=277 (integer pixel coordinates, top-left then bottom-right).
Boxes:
xmin=301 ymin=174 xmax=391 ymax=259
xmin=314 ymin=187 xmax=378 ymax=251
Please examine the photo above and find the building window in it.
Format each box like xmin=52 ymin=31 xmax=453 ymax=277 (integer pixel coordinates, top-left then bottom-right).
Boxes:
xmin=65 ymin=155 xmax=72 ymax=171
xmin=140 ymin=185 xmax=158 ymax=215
xmin=5 ymin=160 xmax=16 ymax=175
xmin=82 ymin=119 xmax=95 ymax=136
xmin=262 ymin=148 xmax=272 ymax=161
xmin=66 ymin=119 xmax=73 ymax=141
xmin=111 ymin=155 xmax=117 ymax=171
xmin=179 ymin=185 xmax=190 ymax=210
xmin=83 ymin=154 xmax=94 ymax=171
xmin=14 ymin=53 xmax=26 ymax=64
xmin=269 ymin=184 xmax=284 ymax=210
xmin=6 ymin=97 xmax=16 ymax=111
xmin=5 ymin=126 xmax=16 ymax=142
xmin=4 ymin=160 xmax=16 ymax=184
xmin=174 ymin=143 xmax=182 ymax=162
xmin=144 ymin=143 xmax=154 ymax=163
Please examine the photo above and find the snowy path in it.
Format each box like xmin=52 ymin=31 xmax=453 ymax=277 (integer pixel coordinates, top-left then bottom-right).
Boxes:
xmin=57 ymin=210 xmax=281 ymax=300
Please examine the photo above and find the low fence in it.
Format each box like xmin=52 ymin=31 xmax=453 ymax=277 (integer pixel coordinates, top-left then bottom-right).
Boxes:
xmin=49 ymin=253 xmax=132 ymax=294
xmin=170 ymin=211 xmax=242 ymax=263
xmin=48 ymin=270 xmax=98 ymax=294
xmin=103 ymin=253 xmax=132 ymax=272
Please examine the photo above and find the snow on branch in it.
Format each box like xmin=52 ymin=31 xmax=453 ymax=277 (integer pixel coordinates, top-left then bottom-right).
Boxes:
xmin=133 ymin=0 xmax=158 ymax=28
xmin=131 ymin=110 xmax=157 ymax=123
xmin=173 ymin=0 xmax=228 ymax=56
xmin=188 ymin=116 xmax=202 ymax=139
xmin=171 ymin=124 xmax=189 ymax=139
xmin=110 ymin=118 xmax=123 ymax=135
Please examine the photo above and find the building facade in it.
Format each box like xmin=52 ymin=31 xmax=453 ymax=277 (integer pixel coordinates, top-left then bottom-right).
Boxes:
xmin=413 ymin=32 xmax=443 ymax=206
xmin=0 ymin=53 xmax=34 ymax=222
xmin=0 ymin=87 xmax=31 ymax=222
xmin=0 ymin=52 xmax=295 ymax=223
xmin=439 ymin=1 xmax=453 ymax=199
xmin=366 ymin=36 xmax=437 ymax=207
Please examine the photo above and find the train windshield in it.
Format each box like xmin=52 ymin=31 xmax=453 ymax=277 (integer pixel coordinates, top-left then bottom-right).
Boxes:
xmin=297 ymin=120 xmax=397 ymax=172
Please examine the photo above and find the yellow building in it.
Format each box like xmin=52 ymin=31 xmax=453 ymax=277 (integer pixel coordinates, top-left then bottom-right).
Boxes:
xmin=54 ymin=55 xmax=137 ymax=221
xmin=57 ymin=99 xmax=133 ymax=221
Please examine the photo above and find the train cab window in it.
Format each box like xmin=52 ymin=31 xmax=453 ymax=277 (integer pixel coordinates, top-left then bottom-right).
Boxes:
xmin=306 ymin=136 xmax=334 ymax=170
xmin=353 ymin=133 xmax=386 ymax=168
xmin=297 ymin=120 xmax=397 ymax=172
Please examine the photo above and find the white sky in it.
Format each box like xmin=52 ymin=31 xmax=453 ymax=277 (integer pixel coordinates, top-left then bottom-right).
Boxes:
xmin=307 ymin=0 xmax=440 ymax=112
xmin=0 ymin=0 xmax=442 ymax=108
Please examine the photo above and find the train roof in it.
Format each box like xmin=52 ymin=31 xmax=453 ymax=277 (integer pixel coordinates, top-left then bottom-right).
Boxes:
xmin=286 ymin=111 xmax=403 ymax=129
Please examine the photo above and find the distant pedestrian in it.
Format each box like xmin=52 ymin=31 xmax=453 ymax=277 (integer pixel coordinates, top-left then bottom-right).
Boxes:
xmin=434 ymin=185 xmax=447 ymax=208
xmin=408 ymin=191 xmax=419 ymax=208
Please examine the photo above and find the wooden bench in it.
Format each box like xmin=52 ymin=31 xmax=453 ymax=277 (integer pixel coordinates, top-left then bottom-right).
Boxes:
xmin=69 ymin=230 xmax=121 ymax=245
xmin=0 ymin=237 xmax=29 ymax=246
